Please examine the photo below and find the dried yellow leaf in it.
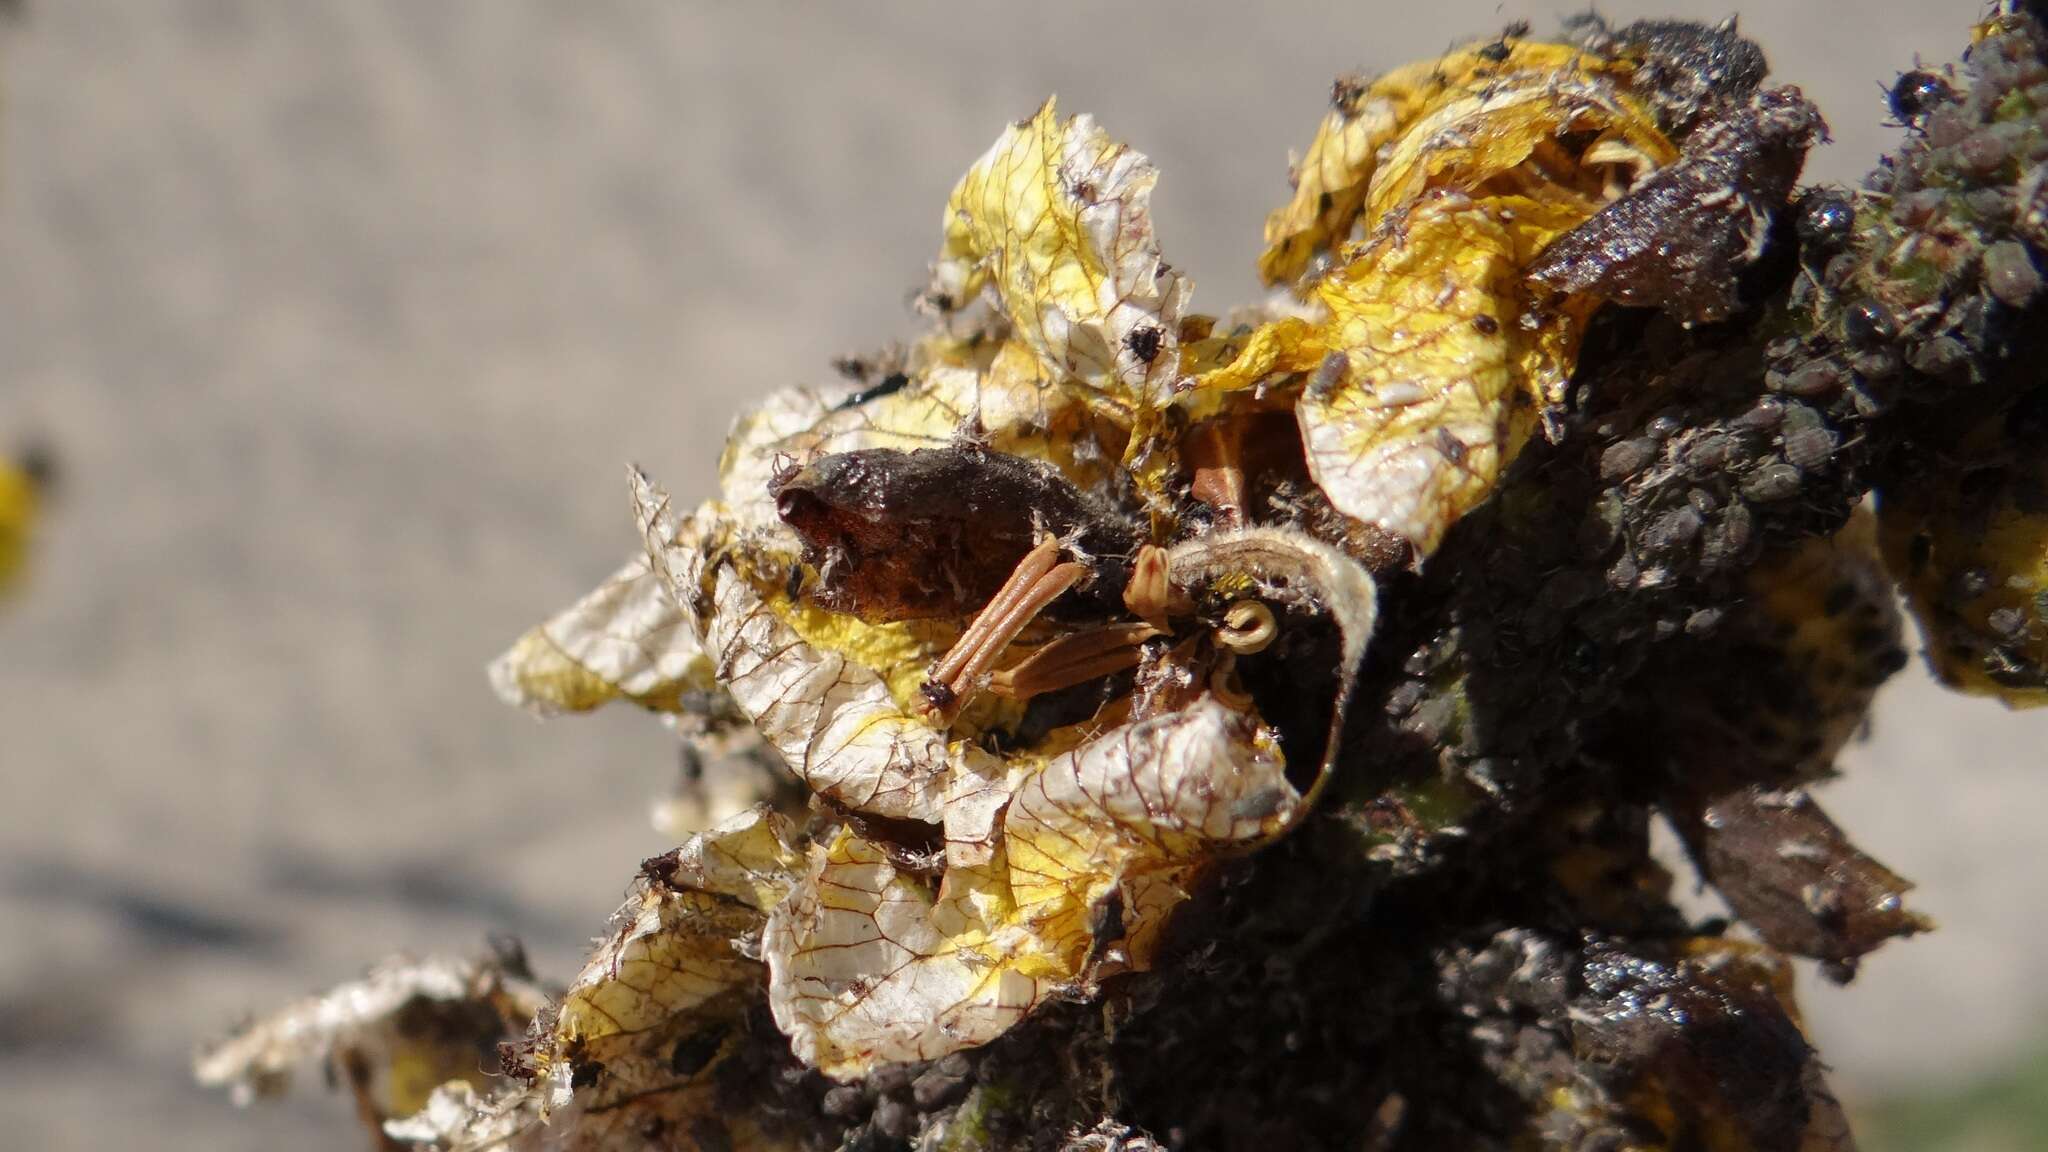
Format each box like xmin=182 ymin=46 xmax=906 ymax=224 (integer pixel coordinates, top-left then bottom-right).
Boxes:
xmin=1260 ymin=39 xmax=1665 ymax=286
xmin=1223 ymin=45 xmax=1674 ymax=559
xmin=766 ymin=695 xmax=1299 ymax=1079
xmin=378 ymin=809 xmax=809 ymax=1151
xmin=628 ymin=410 xmax=1378 ymax=1081
xmin=1362 ymin=67 xmax=1669 ymax=230
xmin=489 ymin=554 xmax=716 ymax=716
xmin=925 ymin=99 xmax=1191 ymax=419
xmin=1295 ymin=197 xmax=1526 ymax=559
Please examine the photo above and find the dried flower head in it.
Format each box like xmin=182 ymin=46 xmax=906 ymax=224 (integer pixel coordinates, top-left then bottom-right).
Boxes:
xmin=197 ymin=8 xmax=2048 ymax=1149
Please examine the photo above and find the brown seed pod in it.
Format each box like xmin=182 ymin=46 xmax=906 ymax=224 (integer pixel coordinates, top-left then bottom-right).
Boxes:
xmin=773 ymin=446 xmax=1140 ymax=622
xmin=1528 ymin=87 xmax=1824 ymax=324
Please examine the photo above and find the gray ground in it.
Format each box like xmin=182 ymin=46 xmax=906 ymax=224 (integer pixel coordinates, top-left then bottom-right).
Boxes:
xmin=0 ymin=2 xmax=2040 ymax=1149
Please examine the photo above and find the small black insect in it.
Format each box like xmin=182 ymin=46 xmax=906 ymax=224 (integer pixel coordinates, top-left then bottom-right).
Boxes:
xmin=1086 ymin=887 xmax=1126 ymax=965
xmin=831 ymin=370 xmax=911 ymax=412
xmin=1329 ymin=75 xmax=1368 ymax=114
xmin=1842 ymin=298 xmax=1898 ymax=348
xmin=639 ymin=849 xmax=682 ymax=887
xmin=920 ymin=679 xmax=958 ymax=714
xmin=1476 ymin=21 xmax=1528 ymax=62
xmin=1795 ymin=191 xmax=1855 ymax=257
xmin=1887 ymin=70 xmax=1955 ymax=123
xmin=1125 ymin=324 xmax=1164 ymax=365
xmin=1434 ymin=428 xmax=1469 ymax=466
xmin=668 ymin=1025 xmax=727 ymax=1078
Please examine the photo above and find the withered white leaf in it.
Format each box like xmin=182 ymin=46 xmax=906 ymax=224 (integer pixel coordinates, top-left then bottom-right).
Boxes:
xmin=382 ymin=1081 xmax=537 ymax=1151
xmin=489 ymin=554 xmax=715 ymax=716
xmin=766 ymin=695 xmax=1300 ymax=1080
xmin=636 ymin=473 xmax=959 ymax=823
xmin=193 ymin=953 xmax=546 ymax=1116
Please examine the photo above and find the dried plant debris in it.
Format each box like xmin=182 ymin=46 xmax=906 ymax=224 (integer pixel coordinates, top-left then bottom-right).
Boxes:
xmin=1672 ymin=785 xmax=1930 ymax=973
xmin=1258 ymin=37 xmax=1665 ymax=287
xmin=205 ymin=7 xmax=2048 ymax=1150
xmin=764 ymin=694 xmax=1302 ymax=1079
xmin=194 ymin=948 xmax=549 ymax=1122
xmin=1881 ymin=401 xmax=2048 ymax=704
xmin=1437 ymin=931 xmax=1856 ymax=1152
xmin=1564 ymin=16 xmax=1771 ymax=131
xmin=1527 ymin=86 xmax=1824 ymax=324
xmin=772 ymin=446 xmax=1140 ymax=623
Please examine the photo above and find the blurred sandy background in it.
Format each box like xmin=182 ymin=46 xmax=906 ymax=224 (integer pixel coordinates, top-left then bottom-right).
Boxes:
xmin=0 ymin=2 xmax=2041 ymax=1149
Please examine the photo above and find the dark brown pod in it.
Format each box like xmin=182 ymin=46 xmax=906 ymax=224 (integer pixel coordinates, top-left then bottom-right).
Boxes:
xmin=1670 ymin=786 xmax=1930 ymax=969
xmin=773 ymin=446 xmax=1139 ymax=622
xmin=1528 ymin=87 xmax=1824 ymax=324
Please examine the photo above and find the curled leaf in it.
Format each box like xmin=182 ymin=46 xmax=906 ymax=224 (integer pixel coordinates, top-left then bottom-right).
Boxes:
xmin=1227 ymin=44 xmax=1677 ymax=560
xmin=1294 ymin=197 xmax=1531 ymax=561
xmin=640 ymin=476 xmax=966 ymax=822
xmin=682 ymin=522 xmax=957 ymax=817
xmin=1166 ymin=526 xmax=1377 ymax=808
xmin=627 ymin=427 xmax=1376 ymax=1081
xmin=1260 ymin=40 xmax=1665 ymax=286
